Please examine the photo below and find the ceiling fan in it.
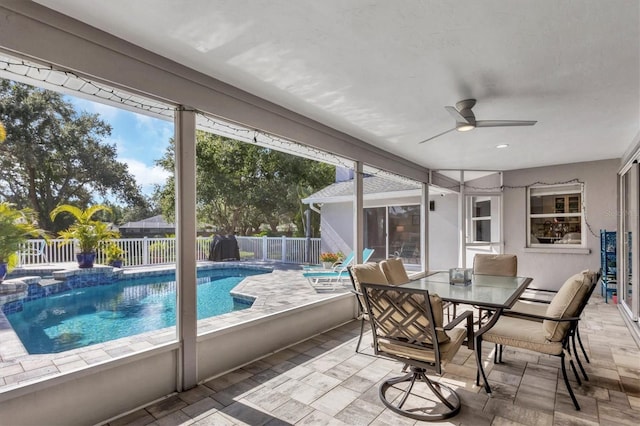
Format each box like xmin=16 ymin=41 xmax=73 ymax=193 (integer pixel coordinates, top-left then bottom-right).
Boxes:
xmin=418 ymin=99 xmax=537 ymax=144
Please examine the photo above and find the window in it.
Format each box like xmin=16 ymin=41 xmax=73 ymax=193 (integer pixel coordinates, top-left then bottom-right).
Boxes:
xmin=470 ymin=198 xmax=492 ymax=242
xmin=528 ymin=184 xmax=584 ymax=246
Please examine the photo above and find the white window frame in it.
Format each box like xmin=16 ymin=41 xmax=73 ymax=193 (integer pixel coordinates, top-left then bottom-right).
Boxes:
xmin=527 ymin=183 xmax=585 ymax=247
xmin=470 ymin=197 xmax=492 ymax=243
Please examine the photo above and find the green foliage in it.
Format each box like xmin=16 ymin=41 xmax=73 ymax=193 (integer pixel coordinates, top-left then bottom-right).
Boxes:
xmin=0 ymin=80 xmax=149 ymax=232
xmin=103 ymin=242 xmax=125 ymax=262
xmin=154 ymin=132 xmax=334 ymax=236
xmin=50 ymin=204 xmax=119 ymax=253
xmin=0 ymin=202 xmax=46 ymax=265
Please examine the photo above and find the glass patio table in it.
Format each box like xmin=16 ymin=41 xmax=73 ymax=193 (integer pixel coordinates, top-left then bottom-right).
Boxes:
xmin=401 ymin=271 xmax=532 ymax=310
xmin=401 ymin=271 xmax=533 ymax=395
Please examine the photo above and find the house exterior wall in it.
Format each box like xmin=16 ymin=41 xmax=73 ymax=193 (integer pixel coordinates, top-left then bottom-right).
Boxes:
xmin=319 ymin=195 xmax=459 ymax=268
xmin=319 ymin=202 xmax=354 ymax=254
xmin=503 ymin=159 xmax=619 ymax=289
xmin=429 ymin=194 xmax=459 ymax=270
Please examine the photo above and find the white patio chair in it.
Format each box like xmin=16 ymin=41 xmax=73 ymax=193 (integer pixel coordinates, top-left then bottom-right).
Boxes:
xmin=19 ymin=240 xmax=48 ymax=265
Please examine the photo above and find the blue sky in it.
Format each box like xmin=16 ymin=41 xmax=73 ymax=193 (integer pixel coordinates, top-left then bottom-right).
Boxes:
xmin=66 ymin=96 xmax=173 ymax=196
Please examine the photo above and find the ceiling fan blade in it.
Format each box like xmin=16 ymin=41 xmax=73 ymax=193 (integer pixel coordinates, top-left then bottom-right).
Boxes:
xmin=417 ymin=127 xmax=456 ymax=144
xmin=475 ymin=120 xmax=537 ymax=127
xmin=445 ymin=106 xmax=470 ymax=124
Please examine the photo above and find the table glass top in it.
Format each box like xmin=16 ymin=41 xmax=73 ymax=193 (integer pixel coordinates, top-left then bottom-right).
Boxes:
xmin=402 ymin=271 xmax=532 ymax=308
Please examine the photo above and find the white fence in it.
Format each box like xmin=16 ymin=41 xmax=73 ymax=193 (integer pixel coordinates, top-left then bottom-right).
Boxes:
xmin=17 ymin=236 xmax=322 ymax=267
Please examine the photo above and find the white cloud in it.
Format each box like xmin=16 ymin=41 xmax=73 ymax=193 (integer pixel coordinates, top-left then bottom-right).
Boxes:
xmin=134 ymin=113 xmax=173 ymax=155
xmin=121 ymin=157 xmax=171 ymax=194
xmin=106 ymin=136 xmax=128 ymax=154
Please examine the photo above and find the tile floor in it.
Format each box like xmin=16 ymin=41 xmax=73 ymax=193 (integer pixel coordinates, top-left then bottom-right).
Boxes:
xmin=106 ymin=293 xmax=640 ymax=426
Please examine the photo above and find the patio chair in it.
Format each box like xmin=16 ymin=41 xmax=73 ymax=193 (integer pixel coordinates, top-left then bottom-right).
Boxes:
xmin=303 ymin=248 xmax=374 ymax=289
xmin=347 ymin=262 xmax=390 ymax=352
xmin=473 ymin=254 xmax=517 ymax=323
xmin=394 ymin=241 xmax=419 ymax=263
xmin=19 ymin=239 xmax=48 ymax=265
xmin=360 ymin=282 xmax=473 ymax=421
xmin=501 ymin=269 xmax=600 ymax=381
xmin=379 ymin=257 xmax=410 ymax=285
xmin=476 ymin=270 xmax=597 ymax=410
xmin=381 ymin=257 xmax=461 ymax=321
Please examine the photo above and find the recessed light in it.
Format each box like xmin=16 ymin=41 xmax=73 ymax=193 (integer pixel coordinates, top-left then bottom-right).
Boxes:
xmin=496 ymin=144 xmax=509 ymax=149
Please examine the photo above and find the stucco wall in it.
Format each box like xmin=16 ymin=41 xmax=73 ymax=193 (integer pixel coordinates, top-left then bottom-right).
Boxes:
xmin=503 ymin=159 xmax=619 ymax=288
xmin=319 ymin=196 xmax=459 ymax=268
xmin=429 ymin=194 xmax=459 ymax=270
xmin=319 ymin=202 xmax=354 ymax=254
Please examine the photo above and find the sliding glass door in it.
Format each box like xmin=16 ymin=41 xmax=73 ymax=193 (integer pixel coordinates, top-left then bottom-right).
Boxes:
xmin=621 ymin=166 xmax=638 ymax=320
xmin=364 ymin=205 xmax=421 ymax=264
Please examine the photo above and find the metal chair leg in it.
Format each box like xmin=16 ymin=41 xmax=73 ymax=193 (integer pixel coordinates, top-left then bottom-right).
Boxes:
xmin=567 ymin=348 xmax=582 ymax=386
xmin=379 ymin=367 xmax=461 ymax=421
xmin=475 ymin=337 xmax=492 ymax=396
xmin=561 ymin=352 xmax=581 ymax=410
xmin=355 ymin=317 xmax=365 ymax=353
xmin=571 ymin=330 xmax=589 ymax=381
xmin=575 ymin=326 xmax=590 ymax=363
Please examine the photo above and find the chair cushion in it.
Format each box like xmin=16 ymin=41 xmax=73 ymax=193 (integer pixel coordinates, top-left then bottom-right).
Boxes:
xmin=378 ymin=327 xmax=465 ymax=366
xmin=350 ymin=263 xmax=389 ymax=293
xmin=483 ymin=316 xmax=563 ymax=355
xmin=510 ymin=300 xmax=547 ymax=320
xmin=379 ymin=258 xmax=410 ymax=285
xmin=350 ymin=263 xmax=388 ymax=314
xmin=473 ymin=254 xmax=517 ymax=277
xmin=543 ymin=271 xmax=590 ymax=341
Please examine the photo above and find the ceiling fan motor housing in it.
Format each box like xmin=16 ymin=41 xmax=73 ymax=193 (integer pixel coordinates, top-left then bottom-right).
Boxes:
xmin=456 ymin=99 xmax=477 ymax=125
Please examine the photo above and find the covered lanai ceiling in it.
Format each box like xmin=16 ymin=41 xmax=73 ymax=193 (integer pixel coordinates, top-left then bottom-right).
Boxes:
xmin=31 ymin=0 xmax=640 ymax=171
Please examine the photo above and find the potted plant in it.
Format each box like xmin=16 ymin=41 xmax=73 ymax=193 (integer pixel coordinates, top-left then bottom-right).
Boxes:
xmin=104 ymin=242 xmax=125 ymax=268
xmin=320 ymin=251 xmax=341 ymax=269
xmin=50 ymin=204 xmax=119 ymax=268
xmin=0 ymin=202 xmax=46 ymax=281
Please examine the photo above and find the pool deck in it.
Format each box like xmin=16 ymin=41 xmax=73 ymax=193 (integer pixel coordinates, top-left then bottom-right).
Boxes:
xmin=0 ymin=261 xmax=350 ymax=392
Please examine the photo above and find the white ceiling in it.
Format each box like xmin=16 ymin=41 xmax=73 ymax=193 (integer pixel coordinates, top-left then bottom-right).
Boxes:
xmin=35 ymin=0 xmax=640 ymax=172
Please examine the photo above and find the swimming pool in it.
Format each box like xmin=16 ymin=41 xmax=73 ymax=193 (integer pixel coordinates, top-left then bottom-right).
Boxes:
xmin=5 ymin=268 xmax=266 ymax=354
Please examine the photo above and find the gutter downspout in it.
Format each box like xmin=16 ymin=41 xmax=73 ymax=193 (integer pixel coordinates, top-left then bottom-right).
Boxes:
xmin=308 ymin=202 xmax=322 ymax=215
xmin=305 ymin=202 xmax=322 ymax=264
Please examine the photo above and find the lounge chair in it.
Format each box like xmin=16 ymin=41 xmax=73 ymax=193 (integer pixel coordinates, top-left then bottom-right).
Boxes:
xmin=19 ymin=239 xmax=48 ymax=265
xmin=303 ymin=251 xmax=356 ymax=271
xmin=303 ymin=248 xmax=374 ymax=289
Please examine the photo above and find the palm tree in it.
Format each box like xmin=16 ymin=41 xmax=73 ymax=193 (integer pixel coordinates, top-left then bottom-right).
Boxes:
xmin=0 ymin=202 xmax=46 ymax=280
xmin=50 ymin=204 xmax=119 ymax=268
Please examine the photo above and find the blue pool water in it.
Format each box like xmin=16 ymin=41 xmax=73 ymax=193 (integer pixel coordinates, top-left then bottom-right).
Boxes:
xmin=6 ymin=269 xmax=264 ymax=354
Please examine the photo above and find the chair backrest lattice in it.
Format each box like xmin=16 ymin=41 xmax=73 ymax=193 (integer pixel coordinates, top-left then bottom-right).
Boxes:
xmin=361 ymin=283 xmax=449 ymax=373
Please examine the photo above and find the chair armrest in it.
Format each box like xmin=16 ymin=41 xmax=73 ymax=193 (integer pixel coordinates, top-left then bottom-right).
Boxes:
xmin=525 ymin=288 xmax=559 ymax=294
xmin=516 ymin=297 xmax=552 ymax=304
xmin=443 ymin=310 xmax=474 ymax=349
xmin=349 ymin=288 xmax=366 ymax=312
xmin=444 ymin=310 xmax=472 ymax=330
xmin=349 ymin=288 xmax=363 ymax=297
xmin=503 ymin=310 xmax=580 ymax=323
